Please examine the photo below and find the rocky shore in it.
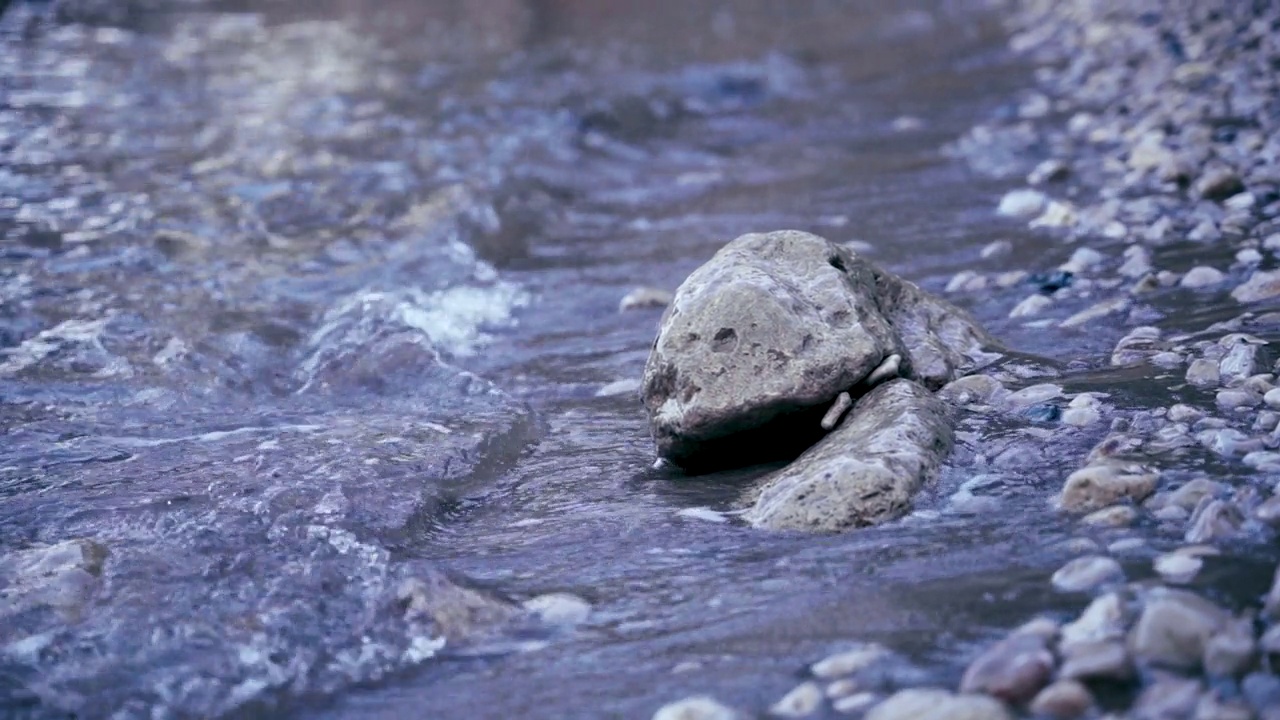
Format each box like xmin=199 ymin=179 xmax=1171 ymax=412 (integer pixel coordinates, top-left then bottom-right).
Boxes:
xmin=655 ymin=0 xmax=1280 ymax=717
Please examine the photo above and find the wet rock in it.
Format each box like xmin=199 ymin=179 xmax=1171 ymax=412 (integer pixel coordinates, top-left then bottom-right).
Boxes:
xmin=1129 ymin=588 xmax=1230 ymax=670
xmin=981 ymin=240 xmax=1013 ymax=259
xmin=1131 ymin=676 xmax=1203 ymax=720
xmin=811 ymin=644 xmax=890 ymax=679
xmin=642 ymin=230 xmax=995 ymax=469
xmin=1120 ymin=245 xmax=1154 ymax=278
xmin=1186 ymin=359 xmax=1222 ymax=388
xmin=1060 ymin=593 xmax=1128 ymax=651
xmin=866 ymin=688 xmax=1011 ymax=720
xmin=1181 ymin=266 xmax=1227 ymax=289
xmin=1051 ymin=556 xmax=1124 ymax=593
xmin=1195 ymin=167 xmax=1246 ymax=202
xmin=0 ymin=538 xmax=109 ymax=629
xmin=770 ymin=682 xmax=823 ymax=718
xmin=1242 ymin=673 xmax=1280 ymax=719
xmin=1028 ymin=270 xmax=1074 ymax=294
xmin=621 ymin=287 xmax=674 ymax=312
xmin=1059 ymin=640 xmax=1133 ymax=681
xmin=1057 ymin=461 xmax=1159 ymax=513
xmin=1233 ymin=269 xmax=1280 ymax=304
xmin=1219 ymin=336 xmax=1266 ymax=385
xmin=1081 ymin=505 xmax=1137 ymax=527
xmin=1216 ymin=388 xmax=1261 ymax=411
xmin=997 ymin=189 xmax=1048 ymax=218
xmin=1164 ymin=478 xmax=1225 ymax=511
xmin=947 ymin=270 xmax=988 ymax=293
xmin=1061 ymin=297 xmax=1131 ymax=329
xmin=746 ymin=380 xmax=953 ymax=532
xmin=832 ymin=692 xmax=878 ymax=715
xmin=1029 ymin=680 xmax=1093 ymax=719
xmin=1028 ymin=159 xmax=1069 ymax=185
xmin=523 ymin=592 xmax=591 ymax=627
xmin=1255 ymin=494 xmax=1280 ymax=525
xmin=1030 ymin=200 xmax=1078 ymax=230
xmin=959 ymin=631 xmax=1054 ymax=703
xmin=1112 ymin=326 xmax=1164 ymax=366
xmin=1060 ymin=247 xmax=1104 ymax=275
xmin=1185 ymin=500 xmax=1244 ymax=544
xmin=653 ymin=696 xmax=741 ymax=720
xmin=1154 ymin=552 xmax=1204 ymax=584
xmin=1203 ymin=616 xmax=1257 ymax=678
xmin=939 ymin=374 xmax=1009 ymax=407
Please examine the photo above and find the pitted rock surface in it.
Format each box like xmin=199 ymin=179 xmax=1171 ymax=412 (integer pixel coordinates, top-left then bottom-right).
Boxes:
xmin=642 ymin=229 xmax=997 ymax=470
xmin=744 ymin=379 xmax=955 ymax=532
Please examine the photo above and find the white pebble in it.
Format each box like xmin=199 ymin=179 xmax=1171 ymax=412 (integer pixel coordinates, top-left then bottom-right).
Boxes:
xmin=1180 ymin=266 xmax=1226 ymax=289
xmin=998 ymin=189 xmax=1048 ymax=219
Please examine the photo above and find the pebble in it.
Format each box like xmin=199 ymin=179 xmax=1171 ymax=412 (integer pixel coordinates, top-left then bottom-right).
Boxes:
xmin=1030 ymin=200 xmax=1078 ymax=229
xmin=653 ymin=697 xmax=740 ymax=720
xmin=946 ymin=270 xmax=987 ymax=293
xmin=1029 ymin=680 xmax=1093 ymax=719
xmin=1233 ymin=269 xmax=1280 ymax=303
xmin=1131 ymin=677 xmax=1204 ymax=720
xmin=523 ymin=592 xmax=592 ymax=626
xmin=1028 ymin=159 xmax=1069 ymax=185
xmin=1010 ymin=293 xmax=1053 ymax=318
xmin=1165 ymin=478 xmax=1225 ymax=511
xmin=1185 ymin=500 xmax=1244 ymax=543
xmin=1062 ymin=396 xmax=1102 ymax=427
xmin=1186 ymin=358 xmax=1222 ymax=387
xmin=980 ymin=240 xmax=1012 ymax=259
xmin=811 ymin=645 xmax=889 ymax=679
xmin=1194 ymin=167 xmax=1245 ymax=201
xmin=1153 ymin=552 xmax=1203 ymax=584
xmin=1128 ymin=588 xmax=1229 ymax=669
xmin=1119 ymin=245 xmax=1153 ymax=278
xmin=1059 ymin=640 xmax=1133 ymax=681
xmin=769 ymin=681 xmax=823 ymax=718
xmin=959 ymin=631 xmax=1054 ymax=703
xmin=1181 ymin=266 xmax=1227 ymax=289
xmin=1168 ymin=404 xmax=1204 ymax=423
xmin=1255 ymin=495 xmax=1280 ymax=525
xmin=1060 ymin=593 xmax=1127 ymax=651
xmin=1061 ymin=297 xmax=1130 ymax=328
xmin=1216 ymin=388 xmax=1261 ymax=411
xmin=866 ymin=688 xmax=1011 ymax=720
xmin=1264 ymin=388 xmax=1280 ymax=409
xmin=1081 ymin=505 xmax=1136 ymax=527
xmin=1057 ymin=462 xmax=1159 ymax=513
xmin=831 ymin=692 xmax=878 ymax=715
xmin=1052 ymin=556 xmax=1124 ymax=593
xmin=997 ymin=189 xmax=1048 ymax=219
xmin=597 ymin=378 xmax=642 ymax=397
xmin=1060 ymin=247 xmax=1103 ymax=274
xmin=620 ymin=287 xmax=673 ymax=312
xmin=1203 ymin=616 xmax=1257 ymax=678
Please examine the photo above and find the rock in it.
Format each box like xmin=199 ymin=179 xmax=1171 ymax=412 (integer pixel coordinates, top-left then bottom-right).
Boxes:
xmin=1028 ymin=159 xmax=1069 ymax=185
xmin=1030 ymin=200 xmax=1078 ymax=229
xmin=1195 ymin=167 xmax=1246 ymax=202
xmin=1265 ymin=388 xmax=1280 ymax=409
xmin=1119 ymin=245 xmax=1153 ymax=278
xmin=1061 ymin=297 xmax=1131 ymax=329
xmin=1203 ymin=616 xmax=1257 ymax=678
xmin=1186 ymin=359 xmax=1222 ymax=387
xmin=1185 ymin=500 xmax=1244 ymax=544
xmin=866 ymin=688 xmax=1011 ymax=720
xmin=832 ymin=692 xmax=878 ymax=715
xmin=1051 ymin=556 xmax=1124 ymax=593
xmin=0 ymin=538 xmax=109 ymax=628
xmin=1168 ymin=404 xmax=1204 ymax=423
xmin=1216 ymin=388 xmax=1261 ymax=411
xmin=939 ymin=374 xmax=1009 ymax=407
xmin=1181 ymin=266 xmax=1227 ymax=289
xmin=621 ymin=287 xmax=674 ymax=312
xmin=947 ymin=270 xmax=987 ymax=293
xmin=981 ymin=240 xmax=1013 ymax=259
xmin=1129 ymin=588 xmax=1230 ymax=670
xmin=811 ymin=644 xmax=890 ymax=679
xmin=1059 ymin=640 xmax=1133 ymax=681
xmin=1265 ymin=566 xmax=1280 ymax=619
xmin=1060 ymin=593 xmax=1127 ymax=651
xmin=1242 ymin=673 xmax=1280 ymax=718
xmin=1131 ymin=677 xmax=1203 ymax=720
xmin=1057 ymin=461 xmax=1159 ymax=513
xmin=745 ymin=379 xmax=953 ymax=532
xmin=1060 ymin=247 xmax=1103 ymax=274
xmin=523 ymin=592 xmax=591 ymax=627
xmin=1010 ymin=294 xmax=1053 ymax=318
xmin=653 ymin=696 xmax=740 ymax=720
xmin=1081 ymin=505 xmax=1136 ymax=527
xmin=1219 ymin=337 xmax=1266 ymax=385
xmin=641 ymin=230 xmax=996 ymax=469
xmin=1029 ymin=680 xmax=1093 ymax=719
xmin=1195 ymin=691 xmax=1254 ymax=720
xmin=1165 ymin=479 xmax=1224 ymax=511
xmin=770 ymin=681 xmax=823 ymax=718
xmin=1233 ymin=269 xmax=1280 ymax=304
xmin=1255 ymin=494 xmax=1280 ymax=525
xmin=959 ymin=631 xmax=1054 ymax=703
xmin=1154 ymin=552 xmax=1203 ymax=584
xmin=597 ymin=378 xmax=642 ymax=397
xmin=997 ymin=189 xmax=1048 ymax=218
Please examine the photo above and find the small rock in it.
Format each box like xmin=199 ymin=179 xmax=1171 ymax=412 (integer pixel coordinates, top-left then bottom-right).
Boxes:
xmin=1166 ymin=478 xmax=1224 ymax=510
xmin=523 ymin=592 xmax=591 ymax=627
xmin=832 ymin=692 xmax=878 ymax=715
xmin=597 ymin=378 xmax=642 ymax=397
xmin=1052 ymin=556 xmax=1124 ymax=593
xmin=1131 ymin=677 xmax=1204 ymax=720
xmin=1181 ymin=266 xmax=1227 ymax=289
xmin=866 ymin=688 xmax=1012 ymax=720
xmin=1061 ymin=247 xmax=1104 ymax=274
xmin=770 ymin=681 xmax=823 ymax=718
xmin=1185 ymin=500 xmax=1244 ymax=543
xmin=1216 ymin=388 xmax=1261 ymax=411
xmin=997 ymin=189 xmax=1048 ymax=219
xmin=1011 ymin=294 xmax=1053 ymax=318
xmin=811 ymin=644 xmax=890 ymax=679
xmin=1081 ymin=505 xmax=1136 ymax=527
xmin=1234 ymin=269 xmax=1280 ymax=304
xmin=959 ymin=632 xmax=1054 ymax=703
xmin=1061 ymin=593 xmax=1127 ymax=651
xmin=1031 ymin=200 xmax=1078 ymax=229
xmin=621 ymin=287 xmax=673 ymax=312
xmin=1168 ymin=404 xmax=1204 ymax=423
xmin=1129 ymin=588 xmax=1230 ymax=670
xmin=1154 ymin=552 xmax=1203 ymax=584
xmin=1186 ymin=359 xmax=1222 ymax=387
xmin=1061 ymin=297 xmax=1131 ymax=329
xmin=1119 ymin=245 xmax=1154 ymax=278
xmin=1203 ymin=616 xmax=1257 ymax=678
xmin=1264 ymin=387 xmax=1280 ymax=409
xmin=981 ymin=240 xmax=1012 ymax=259
xmin=947 ymin=270 xmax=988 ymax=293
xmin=1028 ymin=159 xmax=1069 ymax=185
xmin=1058 ymin=462 xmax=1159 ymax=513
xmin=1029 ymin=680 xmax=1093 ymax=719
xmin=653 ymin=696 xmax=740 ymax=720
xmin=1059 ymin=640 xmax=1133 ymax=681
xmin=1255 ymin=495 xmax=1280 ymax=525
xmin=1195 ymin=167 xmax=1246 ymax=202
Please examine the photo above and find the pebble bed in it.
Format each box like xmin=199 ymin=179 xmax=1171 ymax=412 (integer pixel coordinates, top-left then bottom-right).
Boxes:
xmin=656 ymin=1 xmax=1280 ymax=717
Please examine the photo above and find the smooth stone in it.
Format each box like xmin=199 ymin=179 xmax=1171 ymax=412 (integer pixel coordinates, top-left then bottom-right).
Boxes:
xmin=1030 ymin=200 xmax=1078 ymax=229
xmin=1242 ymin=672 xmax=1280 ymax=716
xmin=1061 ymin=593 xmax=1127 ymax=651
xmin=745 ymin=380 xmax=953 ymax=532
xmin=1195 ymin=167 xmax=1245 ymax=201
xmin=980 ymin=240 xmax=1013 ymax=259
xmin=1119 ymin=245 xmax=1154 ymax=278
xmin=832 ymin=692 xmax=878 ymax=715
xmin=997 ymin=189 xmax=1048 ymax=219
xmin=1081 ymin=505 xmax=1137 ymax=527
xmin=1052 ymin=556 xmax=1124 ymax=593
xmin=1108 ymin=537 xmax=1147 ymax=554
xmin=642 ymin=230 xmax=996 ymax=469
xmin=653 ymin=696 xmax=741 ymax=720
xmin=1219 ymin=337 xmax=1265 ymax=385
xmin=1168 ymin=404 xmax=1204 ymax=423
xmin=1265 ymin=566 xmax=1280 ymax=619
xmin=1059 ymin=640 xmax=1133 ymax=681
xmin=769 ymin=681 xmax=823 ymax=718
xmin=1185 ymin=500 xmax=1244 ymax=544
xmin=1255 ymin=494 xmax=1280 ymax=524
xmin=620 ymin=287 xmax=674 ymax=312
xmin=1061 ymin=297 xmax=1130 ymax=329
xmin=811 ymin=644 xmax=890 ymax=679
xmin=1203 ymin=616 xmax=1257 ymax=678
xmin=1243 ymin=451 xmax=1280 ymax=469
xmin=1167 ymin=478 xmax=1225 ymax=510
xmin=1131 ymin=677 xmax=1204 ymax=720
xmin=1027 ymin=159 xmax=1069 ymax=185
xmin=1010 ymin=294 xmax=1053 ymax=318
xmin=523 ymin=592 xmax=591 ymax=627
xmin=1216 ymin=388 xmax=1261 ymax=411
xmin=1057 ymin=462 xmax=1159 ymax=513
xmin=1181 ymin=266 xmax=1227 ymax=289
xmin=959 ymin=632 xmax=1054 ymax=703
xmin=866 ymin=689 xmax=1012 ymax=720
xmin=1003 ymin=383 xmax=1063 ymax=411
xmin=1154 ymin=553 xmax=1204 ymax=584
xmin=1234 ymin=269 xmax=1280 ymax=304
xmin=1029 ymin=680 xmax=1093 ymax=719
xmin=597 ymin=378 xmax=642 ymax=397
xmin=939 ymin=374 xmax=1009 ymax=407
xmin=1129 ymin=588 xmax=1230 ymax=670
xmin=1187 ymin=358 xmax=1222 ymax=387
xmin=1061 ymin=247 xmax=1104 ymax=274
xmin=1199 ymin=428 xmax=1264 ymax=457
xmin=1265 ymin=388 xmax=1280 ymax=409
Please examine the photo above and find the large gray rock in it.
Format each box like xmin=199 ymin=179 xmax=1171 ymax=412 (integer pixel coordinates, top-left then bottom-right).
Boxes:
xmin=744 ymin=379 xmax=954 ymax=531
xmin=642 ymin=230 xmax=996 ymax=469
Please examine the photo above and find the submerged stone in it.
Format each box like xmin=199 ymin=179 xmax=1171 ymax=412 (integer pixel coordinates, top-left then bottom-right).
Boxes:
xmin=744 ymin=379 xmax=953 ymax=532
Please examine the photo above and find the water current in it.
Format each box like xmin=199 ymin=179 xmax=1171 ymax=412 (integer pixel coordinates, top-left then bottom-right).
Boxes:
xmin=2 ymin=1 xmax=1275 ymax=718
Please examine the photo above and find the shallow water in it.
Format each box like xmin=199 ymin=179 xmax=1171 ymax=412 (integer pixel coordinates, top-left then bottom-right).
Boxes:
xmin=2 ymin=1 xmax=1277 ymax=718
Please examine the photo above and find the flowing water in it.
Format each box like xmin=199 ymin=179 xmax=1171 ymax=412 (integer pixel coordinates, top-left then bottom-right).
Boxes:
xmin=2 ymin=1 xmax=1274 ymax=718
